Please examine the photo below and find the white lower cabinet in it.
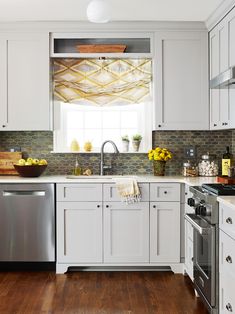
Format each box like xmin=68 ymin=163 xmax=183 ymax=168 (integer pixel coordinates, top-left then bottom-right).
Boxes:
xmin=150 ymin=202 xmax=180 ymax=263
xmin=57 ymin=202 xmax=102 ymax=263
xmin=219 ymin=201 xmax=235 ymax=313
xmin=103 ymin=202 xmax=149 ymax=263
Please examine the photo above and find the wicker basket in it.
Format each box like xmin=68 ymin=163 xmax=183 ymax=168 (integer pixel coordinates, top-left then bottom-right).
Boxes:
xmin=76 ymin=44 xmax=126 ymax=53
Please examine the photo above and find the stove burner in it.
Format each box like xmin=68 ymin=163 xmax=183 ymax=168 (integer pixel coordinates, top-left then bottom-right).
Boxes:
xmin=202 ymin=183 xmax=235 ymax=196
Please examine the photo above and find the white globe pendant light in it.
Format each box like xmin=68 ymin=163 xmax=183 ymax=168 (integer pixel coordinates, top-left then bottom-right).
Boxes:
xmin=87 ymin=0 xmax=111 ymax=23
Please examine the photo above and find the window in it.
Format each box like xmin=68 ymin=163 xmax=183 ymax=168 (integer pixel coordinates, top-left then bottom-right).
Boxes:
xmin=53 ymin=57 xmax=153 ymax=153
xmin=53 ymin=100 xmax=152 ymax=153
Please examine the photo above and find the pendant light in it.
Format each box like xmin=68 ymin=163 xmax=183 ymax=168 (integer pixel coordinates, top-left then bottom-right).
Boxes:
xmin=86 ymin=0 xmax=111 ymax=23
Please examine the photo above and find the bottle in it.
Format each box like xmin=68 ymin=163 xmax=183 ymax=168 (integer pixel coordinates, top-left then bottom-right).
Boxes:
xmin=73 ymin=157 xmax=82 ymax=176
xmin=222 ymin=146 xmax=233 ymax=176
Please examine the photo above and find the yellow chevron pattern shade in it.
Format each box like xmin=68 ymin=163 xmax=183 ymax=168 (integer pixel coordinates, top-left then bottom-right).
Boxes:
xmin=53 ymin=58 xmax=152 ymax=106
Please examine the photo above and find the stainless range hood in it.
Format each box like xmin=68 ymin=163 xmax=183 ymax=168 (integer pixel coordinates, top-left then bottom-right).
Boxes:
xmin=210 ymin=67 xmax=235 ymax=89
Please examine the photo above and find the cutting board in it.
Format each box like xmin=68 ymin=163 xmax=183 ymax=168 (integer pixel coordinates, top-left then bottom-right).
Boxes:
xmin=217 ymin=176 xmax=235 ymax=184
xmin=0 ymin=152 xmax=22 ymax=175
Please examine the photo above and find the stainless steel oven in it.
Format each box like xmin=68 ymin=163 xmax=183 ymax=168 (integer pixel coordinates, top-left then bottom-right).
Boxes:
xmin=185 ymin=214 xmax=217 ymax=309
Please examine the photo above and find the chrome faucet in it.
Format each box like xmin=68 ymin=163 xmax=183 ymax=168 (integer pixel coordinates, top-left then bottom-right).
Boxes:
xmin=100 ymin=140 xmax=119 ymax=175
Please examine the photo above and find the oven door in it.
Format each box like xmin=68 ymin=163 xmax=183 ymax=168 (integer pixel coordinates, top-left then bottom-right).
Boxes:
xmin=185 ymin=214 xmax=216 ymax=307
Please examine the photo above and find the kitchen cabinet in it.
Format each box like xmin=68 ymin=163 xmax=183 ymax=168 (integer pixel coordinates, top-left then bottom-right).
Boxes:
xmin=154 ymin=31 xmax=209 ymax=130
xmin=57 ymin=201 xmax=103 ymax=263
xmin=209 ymin=6 xmax=235 ymax=130
xmin=150 ymin=202 xmax=180 ymax=263
xmin=103 ymin=202 xmax=149 ymax=263
xmin=56 ymin=182 xmax=182 ymax=274
xmin=219 ymin=201 xmax=235 ymax=314
xmin=0 ymin=33 xmax=51 ymax=131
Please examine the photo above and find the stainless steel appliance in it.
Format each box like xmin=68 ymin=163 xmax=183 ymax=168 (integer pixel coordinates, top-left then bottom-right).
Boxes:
xmin=210 ymin=66 xmax=235 ymax=88
xmin=185 ymin=184 xmax=235 ymax=314
xmin=0 ymin=184 xmax=55 ymax=262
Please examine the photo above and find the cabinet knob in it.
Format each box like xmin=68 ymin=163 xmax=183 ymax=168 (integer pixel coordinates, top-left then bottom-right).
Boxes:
xmin=158 ymin=124 xmax=161 ymax=128
xmin=164 ymin=191 xmax=168 ymax=194
xmin=153 ymin=205 xmax=156 ymax=208
xmin=213 ymin=123 xmax=217 ymax=127
xmin=226 ymin=303 xmax=233 ymax=312
xmin=97 ymin=205 xmax=100 ymax=208
xmin=224 ymin=122 xmax=228 ymax=126
xmin=106 ymin=205 xmax=109 ymax=208
xmin=226 ymin=217 xmax=233 ymax=224
xmin=185 ymin=192 xmax=188 ymax=196
xmin=2 ymin=125 xmax=6 ymax=128
xmin=191 ymin=257 xmax=194 ymax=262
xmin=226 ymin=255 xmax=233 ymax=264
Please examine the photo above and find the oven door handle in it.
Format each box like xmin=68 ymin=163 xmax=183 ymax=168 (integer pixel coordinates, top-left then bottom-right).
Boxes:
xmin=185 ymin=214 xmax=211 ymax=235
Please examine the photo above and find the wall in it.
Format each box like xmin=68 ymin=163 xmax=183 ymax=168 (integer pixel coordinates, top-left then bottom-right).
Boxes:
xmin=0 ymin=130 xmax=232 ymax=176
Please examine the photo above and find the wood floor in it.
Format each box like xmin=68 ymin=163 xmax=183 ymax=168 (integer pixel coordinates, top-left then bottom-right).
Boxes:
xmin=0 ymin=271 xmax=208 ymax=314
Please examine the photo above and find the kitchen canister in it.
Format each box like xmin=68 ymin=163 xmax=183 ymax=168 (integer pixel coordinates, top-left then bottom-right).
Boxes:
xmin=198 ymin=153 xmax=219 ymax=177
xmin=182 ymin=160 xmax=198 ymax=177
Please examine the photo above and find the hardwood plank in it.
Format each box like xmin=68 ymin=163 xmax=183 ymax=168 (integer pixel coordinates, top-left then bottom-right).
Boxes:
xmin=0 ymin=271 xmax=208 ymax=314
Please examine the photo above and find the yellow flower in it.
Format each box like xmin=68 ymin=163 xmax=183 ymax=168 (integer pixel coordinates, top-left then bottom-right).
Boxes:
xmin=147 ymin=146 xmax=173 ymax=161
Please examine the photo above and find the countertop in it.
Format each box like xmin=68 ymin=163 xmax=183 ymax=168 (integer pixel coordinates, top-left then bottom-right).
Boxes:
xmin=0 ymin=174 xmax=218 ymax=185
xmin=217 ymin=196 xmax=235 ymax=209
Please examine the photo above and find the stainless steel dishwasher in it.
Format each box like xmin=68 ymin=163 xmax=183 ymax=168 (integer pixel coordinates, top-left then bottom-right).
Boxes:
xmin=0 ymin=184 xmax=55 ymax=262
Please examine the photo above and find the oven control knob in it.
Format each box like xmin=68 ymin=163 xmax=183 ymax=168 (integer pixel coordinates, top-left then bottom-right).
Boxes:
xmin=197 ymin=205 xmax=207 ymax=216
xmin=195 ymin=205 xmax=201 ymax=215
xmin=187 ymin=198 xmax=195 ymax=207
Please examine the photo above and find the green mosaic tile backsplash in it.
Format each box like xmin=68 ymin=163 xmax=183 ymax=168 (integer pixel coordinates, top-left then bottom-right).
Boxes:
xmin=0 ymin=130 xmax=233 ymax=176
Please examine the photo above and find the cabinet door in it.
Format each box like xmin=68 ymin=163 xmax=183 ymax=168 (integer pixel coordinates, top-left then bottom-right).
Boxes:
xmin=0 ymin=39 xmax=7 ymax=128
xmin=155 ymin=31 xmax=209 ymax=130
xmin=57 ymin=202 xmax=102 ymax=263
xmin=220 ymin=268 xmax=235 ymax=314
xmin=4 ymin=33 xmax=50 ymax=131
xmin=104 ymin=202 xmax=149 ymax=263
xmin=150 ymin=202 xmax=180 ymax=263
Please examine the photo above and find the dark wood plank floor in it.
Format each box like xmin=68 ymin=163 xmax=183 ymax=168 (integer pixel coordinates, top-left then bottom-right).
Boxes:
xmin=0 ymin=271 xmax=208 ymax=314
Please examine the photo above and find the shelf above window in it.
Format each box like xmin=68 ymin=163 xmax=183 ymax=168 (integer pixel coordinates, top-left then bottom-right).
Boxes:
xmin=50 ymin=32 xmax=154 ymax=58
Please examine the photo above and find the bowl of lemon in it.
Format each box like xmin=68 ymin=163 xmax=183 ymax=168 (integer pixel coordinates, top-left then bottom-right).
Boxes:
xmin=14 ymin=158 xmax=48 ymax=177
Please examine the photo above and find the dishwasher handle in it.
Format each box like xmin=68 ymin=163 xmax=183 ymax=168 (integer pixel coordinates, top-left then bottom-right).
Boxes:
xmin=3 ymin=190 xmax=46 ymax=196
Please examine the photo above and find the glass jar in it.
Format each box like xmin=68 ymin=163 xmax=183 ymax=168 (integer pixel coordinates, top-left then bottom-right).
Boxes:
xmin=198 ymin=153 xmax=218 ymax=177
xmin=182 ymin=160 xmax=198 ymax=177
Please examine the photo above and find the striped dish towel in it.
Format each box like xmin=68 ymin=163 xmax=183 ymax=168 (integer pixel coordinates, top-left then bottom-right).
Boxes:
xmin=115 ymin=177 xmax=141 ymax=204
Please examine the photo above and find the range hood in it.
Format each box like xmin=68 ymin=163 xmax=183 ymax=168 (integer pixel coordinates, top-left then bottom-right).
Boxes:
xmin=210 ymin=67 xmax=235 ymax=89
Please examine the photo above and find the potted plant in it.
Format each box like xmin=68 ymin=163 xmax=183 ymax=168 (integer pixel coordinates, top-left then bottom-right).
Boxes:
xmin=121 ymin=135 xmax=130 ymax=152
xmin=148 ymin=147 xmax=172 ymax=176
xmin=132 ymin=134 xmax=142 ymax=152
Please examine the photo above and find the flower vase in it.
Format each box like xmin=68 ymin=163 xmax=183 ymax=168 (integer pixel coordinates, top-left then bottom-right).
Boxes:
xmin=153 ymin=160 xmax=166 ymax=176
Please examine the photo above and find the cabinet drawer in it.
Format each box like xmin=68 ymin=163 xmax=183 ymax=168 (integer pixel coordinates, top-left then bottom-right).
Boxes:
xmin=220 ymin=230 xmax=235 ymax=276
xmin=57 ymin=184 xmax=102 ymax=202
xmin=103 ymin=183 xmax=149 ymax=202
xmin=150 ymin=183 xmax=180 ymax=202
xmin=220 ymin=203 xmax=235 ymax=240
xmin=220 ymin=269 xmax=235 ymax=314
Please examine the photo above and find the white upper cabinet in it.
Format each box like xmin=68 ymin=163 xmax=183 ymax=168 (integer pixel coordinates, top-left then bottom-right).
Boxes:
xmin=154 ymin=31 xmax=209 ymax=130
xmin=0 ymin=33 xmax=51 ymax=131
xmin=210 ymin=6 xmax=235 ymax=130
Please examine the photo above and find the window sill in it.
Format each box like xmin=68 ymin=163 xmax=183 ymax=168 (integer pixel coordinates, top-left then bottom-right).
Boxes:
xmin=50 ymin=151 xmax=147 ymax=154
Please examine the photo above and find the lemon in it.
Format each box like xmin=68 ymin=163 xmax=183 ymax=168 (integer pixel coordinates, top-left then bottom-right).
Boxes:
xmin=39 ymin=159 xmax=48 ymax=165
xmin=32 ymin=159 xmax=39 ymax=165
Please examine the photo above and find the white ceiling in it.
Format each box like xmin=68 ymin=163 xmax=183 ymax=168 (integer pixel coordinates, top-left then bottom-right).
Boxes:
xmin=0 ymin=0 xmax=225 ymax=22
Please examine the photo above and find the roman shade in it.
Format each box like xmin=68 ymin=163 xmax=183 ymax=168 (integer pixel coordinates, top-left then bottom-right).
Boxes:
xmin=53 ymin=58 xmax=152 ymax=106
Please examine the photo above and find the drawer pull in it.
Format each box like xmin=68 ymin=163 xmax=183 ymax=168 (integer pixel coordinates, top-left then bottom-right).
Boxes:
xmin=226 ymin=217 xmax=233 ymax=224
xmin=226 ymin=303 xmax=233 ymax=312
xmin=226 ymin=255 xmax=233 ymax=264
xmin=97 ymin=205 xmax=100 ymax=208
xmin=153 ymin=205 xmax=156 ymax=208
xmin=106 ymin=205 xmax=109 ymax=208
xmin=164 ymin=191 xmax=168 ymax=194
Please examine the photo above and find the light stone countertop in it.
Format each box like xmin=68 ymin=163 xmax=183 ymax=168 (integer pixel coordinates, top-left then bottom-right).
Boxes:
xmin=0 ymin=174 xmax=218 ymax=185
xmin=217 ymin=196 xmax=235 ymax=209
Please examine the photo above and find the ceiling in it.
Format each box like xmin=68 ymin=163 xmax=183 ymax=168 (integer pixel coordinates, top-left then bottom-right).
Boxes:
xmin=0 ymin=0 xmax=225 ymax=22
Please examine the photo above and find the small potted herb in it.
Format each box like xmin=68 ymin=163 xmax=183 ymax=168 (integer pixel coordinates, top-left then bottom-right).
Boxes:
xmin=132 ymin=134 xmax=142 ymax=152
xmin=121 ymin=135 xmax=130 ymax=152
